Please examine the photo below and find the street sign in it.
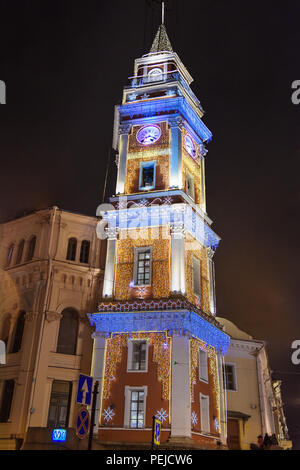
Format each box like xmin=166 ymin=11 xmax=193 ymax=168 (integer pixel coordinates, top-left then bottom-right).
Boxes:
xmin=76 ymin=374 xmax=93 ymax=406
xmin=153 ymin=417 xmax=161 ymax=446
xmin=76 ymin=407 xmax=90 ymax=440
xmin=52 ymin=428 xmax=67 ymax=442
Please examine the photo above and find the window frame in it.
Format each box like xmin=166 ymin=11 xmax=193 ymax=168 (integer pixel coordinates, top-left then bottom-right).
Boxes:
xmin=192 ymin=255 xmax=201 ymax=297
xmin=199 ymin=349 xmax=209 ymax=383
xmin=127 ymin=339 xmax=149 ymax=373
xmin=66 ymin=237 xmax=77 ymax=261
xmin=56 ymin=308 xmax=79 ymax=356
xmin=47 ymin=380 xmax=73 ymax=429
xmin=185 ymin=170 xmax=195 ymax=200
xmin=6 ymin=244 xmax=15 ymax=267
xmin=124 ymin=385 xmax=147 ymax=429
xmin=133 ymin=246 xmax=152 ymax=287
xmin=139 ymin=160 xmax=156 ymax=191
xmin=16 ymin=239 xmax=25 ymax=265
xmin=0 ymin=379 xmax=15 ymax=423
xmin=200 ymin=393 xmax=210 ymax=434
xmin=224 ymin=362 xmax=238 ymax=392
xmin=79 ymin=240 xmax=90 ymax=264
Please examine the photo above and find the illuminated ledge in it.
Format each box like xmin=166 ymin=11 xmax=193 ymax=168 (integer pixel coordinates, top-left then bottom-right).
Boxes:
xmin=88 ymin=310 xmax=230 ymax=354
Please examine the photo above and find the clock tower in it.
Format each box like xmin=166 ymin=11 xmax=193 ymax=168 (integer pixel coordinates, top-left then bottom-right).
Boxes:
xmin=88 ymin=23 xmax=230 ymax=449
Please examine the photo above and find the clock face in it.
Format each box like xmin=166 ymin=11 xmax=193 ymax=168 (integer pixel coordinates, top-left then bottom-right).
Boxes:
xmin=185 ymin=134 xmax=196 ymax=158
xmin=137 ymin=125 xmax=161 ymax=145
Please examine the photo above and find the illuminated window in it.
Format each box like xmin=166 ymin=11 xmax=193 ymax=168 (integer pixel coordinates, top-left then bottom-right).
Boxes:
xmin=80 ymin=240 xmax=90 ymax=264
xmin=224 ymin=363 xmax=237 ymax=391
xmin=200 ymin=394 xmax=210 ymax=433
xmin=139 ymin=161 xmax=156 ymax=190
xmin=129 ymin=390 xmax=145 ymax=428
xmin=199 ymin=349 xmax=208 ymax=382
xmin=134 ymin=247 xmax=152 ymax=286
xmin=47 ymin=381 xmax=72 ymax=429
xmin=66 ymin=238 xmax=77 ymax=261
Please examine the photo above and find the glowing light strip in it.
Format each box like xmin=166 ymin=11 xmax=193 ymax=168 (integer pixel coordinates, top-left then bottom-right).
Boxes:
xmin=88 ymin=310 xmax=230 ymax=354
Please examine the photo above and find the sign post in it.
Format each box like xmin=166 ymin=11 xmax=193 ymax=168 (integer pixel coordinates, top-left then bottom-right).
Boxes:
xmin=152 ymin=416 xmax=161 ymax=448
xmin=76 ymin=407 xmax=90 ymax=440
xmin=88 ymin=380 xmax=99 ymax=451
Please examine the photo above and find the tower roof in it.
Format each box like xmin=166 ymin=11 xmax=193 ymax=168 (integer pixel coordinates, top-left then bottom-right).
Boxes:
xmin=150 ymin=24 xmax=173 ymax=53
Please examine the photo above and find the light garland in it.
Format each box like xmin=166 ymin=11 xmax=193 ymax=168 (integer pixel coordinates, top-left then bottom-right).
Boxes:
xmin=101 ymin=331 xmax=171 ymax=401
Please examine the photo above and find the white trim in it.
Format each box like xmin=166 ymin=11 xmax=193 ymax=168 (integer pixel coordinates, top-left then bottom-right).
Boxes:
xmin=126 ymin=338 xmax=149 ymax=373
xmin=200 ymin=393 xmax=210 ymax=434
xmin=224 ymin=361 xmax=238 ymax=392
xmin=124 ymin=385 xmax=148 ymax=429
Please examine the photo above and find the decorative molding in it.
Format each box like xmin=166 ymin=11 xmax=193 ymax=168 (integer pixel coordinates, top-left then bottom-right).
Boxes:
xmin=24 ymin=311 xmax=39 ymax=322
xmin=45 ymin=311 xmax=63 ymax=322
xmin=168 ymin=116 xmax=183 ymax=129
xmin=118 ymin=123 xmax=132 ymax=135
xmin=170 ymin=222 xmax=185 ymax=238
xmin=105 ymin=226 xmax=118 ymax=240
xmin=206 ymin=248 xmax=215 ymax=260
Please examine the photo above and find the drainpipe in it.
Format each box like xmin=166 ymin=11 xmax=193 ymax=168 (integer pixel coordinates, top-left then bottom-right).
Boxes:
xmin=25 ymin=206 xmax=58 ymax=432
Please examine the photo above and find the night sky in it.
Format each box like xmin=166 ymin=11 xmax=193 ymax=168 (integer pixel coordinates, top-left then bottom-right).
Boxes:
xmin=1 ymin=0 xmax=300 ymax=448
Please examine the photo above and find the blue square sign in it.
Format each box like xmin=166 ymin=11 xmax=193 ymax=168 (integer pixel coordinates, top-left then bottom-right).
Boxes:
xmin=76 ymin=374 xmax=93 ymax=406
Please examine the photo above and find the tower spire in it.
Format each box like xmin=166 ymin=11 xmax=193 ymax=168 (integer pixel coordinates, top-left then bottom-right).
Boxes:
xmin=161 ymin=1 xmax=165 ymax=24
xmin=149 ymin=23 xmax=173 ymax=53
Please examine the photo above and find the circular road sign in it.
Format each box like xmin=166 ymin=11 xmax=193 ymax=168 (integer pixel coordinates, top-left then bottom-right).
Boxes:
xmin=76 ymin=407 xmax=90 ymax=439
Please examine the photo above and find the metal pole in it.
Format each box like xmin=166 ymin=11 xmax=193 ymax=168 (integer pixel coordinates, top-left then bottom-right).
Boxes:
xmin=88 ymin=381 xmax=99 ymax=451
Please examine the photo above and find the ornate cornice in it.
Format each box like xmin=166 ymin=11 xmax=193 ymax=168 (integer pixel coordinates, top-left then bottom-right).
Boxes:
xmin=105 ymin=226 xmax=118 ymax=240
xmin=24 ymin=311 xmax=39 ymax=322
xmin=118 ymin=123 xmax=132 ymax=135
xmin=207 ymin=247 xmax=215 ymax=260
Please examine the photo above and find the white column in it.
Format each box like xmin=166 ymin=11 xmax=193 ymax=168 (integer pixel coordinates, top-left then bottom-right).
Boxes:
xmin=90 ymin=333 xmax=106 ymax=433
xmin=200 ymin=156 xmax=206 ymax=212
xmin=171 ymin=334 xmax=191 ymax=438
xmin=102 ymin=227 xmax=117 ymax=298
xmin=171 ymin=223 xmax=185 ymax=294
xmin=217 ymin=353 xmax=227 ymax=446
xmin=116 ymin=124 xmax=131 ymax=195
xmin=169 ymin=117 xmax=183 ymax=189
xmin=207 ymin=248 xmax=216 ymax=315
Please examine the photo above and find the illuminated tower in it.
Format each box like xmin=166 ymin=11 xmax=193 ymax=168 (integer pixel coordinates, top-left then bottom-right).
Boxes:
xmin=88 ymin=23 xmax=230 ymax=449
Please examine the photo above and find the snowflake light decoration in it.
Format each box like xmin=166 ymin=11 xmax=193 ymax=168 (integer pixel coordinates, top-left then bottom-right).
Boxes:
xmin=102 ymin=407 xmax=115 ymax=423
xmin=136 ymin=287 xmax=147 ymax=298
xmin=191 ymin=411 xmax=198 ymax=427
xmin=214 ymin=417 xmax=220 ymax=432
xmin=156 ymin=408 xmax=168 ymax=423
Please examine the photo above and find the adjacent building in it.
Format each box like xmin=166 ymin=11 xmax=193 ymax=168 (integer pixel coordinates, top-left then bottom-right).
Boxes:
xmin=0 ymin=207 xmax=104 ymax=449
xmin=218 ymin=317 xmax=292 ymax=450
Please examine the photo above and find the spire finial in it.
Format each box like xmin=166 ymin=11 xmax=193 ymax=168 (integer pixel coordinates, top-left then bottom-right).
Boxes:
xmin=162 ymin=1 xmax=165 ymax=25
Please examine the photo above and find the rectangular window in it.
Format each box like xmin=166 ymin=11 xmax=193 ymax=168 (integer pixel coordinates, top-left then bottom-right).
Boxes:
xmin=199 ymin=349 xmax=209 ymax=382
xmin=132 ymin=341 xmax=147 ymax=371
xmin=129 ymin=390 xmax=145 ymax=428
xmin=200 ymin=394 xmax=210 ymax=434
xmin=224 ymin=363 xmax=237 ymax=391
xmin=186 ymin=171 xmax=195 ymax=200
xmin=193 ymin=256 xmax=201 ymax=297
xmin=47 ymin=381 xmax=72 ymax=428
xmin=134 ymin=248 xmax=152 ymax=286
xmin=139 ymin=161 xmax=156 ymax=190
xmin=0 ymin=380 xmax=15 ymax=422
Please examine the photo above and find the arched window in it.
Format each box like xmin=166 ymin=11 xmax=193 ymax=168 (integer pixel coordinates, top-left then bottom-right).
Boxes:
xmin=80 ymin=240 xmax=90 ymax=264
xmin=26 ymin=236 xmax=36 ymax=261
xmin=11 ymin=310 xmax=26 ymax=353
xmin=6 ymin=244 xmax=14 ymax=267
xmin=148 ymin=67 xmax=163 ymax=82
xmin=66 ymin=238 xmax=77 ymax=261
xmin=16 ymin=239 xmax=25 ymax=265
xmin=56 ymin=308 xmax=78 ymax=355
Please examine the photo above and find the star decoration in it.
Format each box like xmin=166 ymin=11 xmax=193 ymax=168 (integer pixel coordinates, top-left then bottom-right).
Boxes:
xmin=191 ymin=411 xmax=198 ymax=427
xmin=102 ymin=407 xmax=115 ymax=423
xmin=156 ymin=408 xmax=168 ymax=423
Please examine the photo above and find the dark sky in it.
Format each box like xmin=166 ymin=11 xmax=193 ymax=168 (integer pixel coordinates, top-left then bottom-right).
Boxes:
xmin=1 ymin=0 xmax=300 ymax=448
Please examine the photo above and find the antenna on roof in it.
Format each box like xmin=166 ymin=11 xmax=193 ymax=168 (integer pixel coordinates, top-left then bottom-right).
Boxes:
xmin=162 ymin=1 xmax=165 ymax=24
